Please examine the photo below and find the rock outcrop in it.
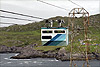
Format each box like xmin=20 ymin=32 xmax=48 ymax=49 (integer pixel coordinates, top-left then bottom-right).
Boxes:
xmin=0 ymin=45 xmax=22 ymax=53
xmin=0 ymin=45 xmax=100 ymax=61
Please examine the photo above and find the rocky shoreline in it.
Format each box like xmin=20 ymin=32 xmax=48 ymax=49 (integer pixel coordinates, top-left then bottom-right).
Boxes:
xmin=0 ymin=45 xmax=100 ymax=61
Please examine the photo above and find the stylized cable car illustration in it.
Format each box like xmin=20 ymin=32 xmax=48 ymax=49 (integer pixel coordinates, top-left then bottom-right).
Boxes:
xmin=41 ymin=19 xmax=68 ymax=46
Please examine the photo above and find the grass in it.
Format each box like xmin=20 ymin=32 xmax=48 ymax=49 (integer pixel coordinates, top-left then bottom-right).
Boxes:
xmin=34 ymin=46 xmax=63 ymax=51
xmin=0 ymin=31 xmax=41 ymax=47
xmin=34 ymin=44 xmax=100 ymax=54
xmin=0 ymin=14 xmax=100 ymax=53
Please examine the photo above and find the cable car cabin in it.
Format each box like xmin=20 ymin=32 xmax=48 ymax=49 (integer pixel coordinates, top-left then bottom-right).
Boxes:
xmin=41 ymin=27 xmax=68 ymax=46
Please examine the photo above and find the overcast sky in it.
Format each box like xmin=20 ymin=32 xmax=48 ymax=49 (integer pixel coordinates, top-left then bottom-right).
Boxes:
xmin=0 ymin=0 xmax=100 ymax=27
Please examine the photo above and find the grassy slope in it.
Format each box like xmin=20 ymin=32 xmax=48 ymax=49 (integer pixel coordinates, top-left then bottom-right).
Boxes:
xmin=0 ymin=31 xmax=41 ymax=47
xmin=0 ymin=14 xmax=100 ymax=53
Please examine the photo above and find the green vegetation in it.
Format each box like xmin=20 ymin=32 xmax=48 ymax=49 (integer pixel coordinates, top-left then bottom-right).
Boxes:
xmin=35 ymin=44 xmax=100 ymax=53
xmin=35 ymin=46 xmax=63 ymax=51
xmin=0 ymin=31 xmax=41 ymax=47
xmin=0 ymin=14 xmax=100 ymax=53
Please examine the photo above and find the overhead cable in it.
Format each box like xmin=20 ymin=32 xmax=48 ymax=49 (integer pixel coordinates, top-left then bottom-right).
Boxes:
xmin=0 ymin=16 xmax=35 ymax=21
xmin=68 ymin=0 xmax=83 ymax=8
xmin=37 ymin=0 xmax=67 ymax=11
xmin=0 ymin=22 xmax=17 ymax=24
xmin=0 ymin=9 xmax=44 ymax=19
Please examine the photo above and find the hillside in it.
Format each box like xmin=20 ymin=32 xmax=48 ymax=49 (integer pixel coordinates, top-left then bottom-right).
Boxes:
xmin=0 ymin=14 xmax=100 ymax=47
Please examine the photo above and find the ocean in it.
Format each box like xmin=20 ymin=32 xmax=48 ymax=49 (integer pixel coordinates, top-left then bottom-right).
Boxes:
xmin=0 ymin=53 xmax=100 ymax=67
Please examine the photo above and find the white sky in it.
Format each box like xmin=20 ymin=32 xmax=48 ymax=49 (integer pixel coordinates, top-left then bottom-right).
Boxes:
xmin=0 ymin=0 xmax=100 ymax=27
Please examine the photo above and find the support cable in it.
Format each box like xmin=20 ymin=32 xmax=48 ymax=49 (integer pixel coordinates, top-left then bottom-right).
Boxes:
xmin=0 ymin=15 xmax=35 ymax=21
xmin=0 ymin=9 xmax=44 ymax=19
xmin=68 ymin=0 xmax=83 ymax=8
xmin=37 ymin=0 xmax=67 ymax=11
xmin=0 ymin=22 xmax=17 ymax=24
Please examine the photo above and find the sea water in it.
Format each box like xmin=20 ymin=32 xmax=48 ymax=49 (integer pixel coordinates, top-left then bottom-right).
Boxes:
xmin=0 ymin=53 xmax=100 ymax=67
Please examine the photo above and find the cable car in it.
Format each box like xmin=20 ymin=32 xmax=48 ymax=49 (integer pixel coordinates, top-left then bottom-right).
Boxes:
xmin=41 ymin=19 xmax=68 ymax=46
